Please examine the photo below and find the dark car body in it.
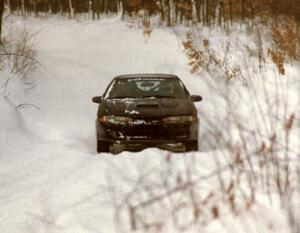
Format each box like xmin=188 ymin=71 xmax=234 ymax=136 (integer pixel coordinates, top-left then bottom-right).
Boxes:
xmin=92 ymin=74 xmax=202 ymax=153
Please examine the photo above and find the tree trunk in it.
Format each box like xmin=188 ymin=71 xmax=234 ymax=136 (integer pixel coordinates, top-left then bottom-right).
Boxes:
xmin=121 ymin=0 xmax=125 ymax=20
xmin=0 ymin=0 xmax=4 ymax=44
xmin=165 ymin=0 xmax=171 ymax=26
xmin=101 ymin=0 xmax=105 ymax=14
xmin=203 ymin=0 xmax=209 ymax=25
xmin=159 ymin=0 xmax=164 ymax=23
xmin=21 ymin=0 xmax=25 ymax=16
xmin=90 ymin=0 xmax=94 ymax=20
xmin=249 ymin=0 xmax=254 ymax=21
xmin=179 ymin=1 xmax=183 ymax=24
xmin=229 ymin=0 xmax=232 ymax=24
xmin=104 ymin=0 xmax=108 ymax=15
xmin=7 ymin=0 xmax=11 ymax=14
xmin=69 ymin=0 xmax=74 ymax=19
xmin=195 ymin=0 xmax=201 ymax=22
xmin=201 ymin=0 xmax=205 ymax=24
xmin=215 ymin=0 xmax=222 ymax=26
xmin=241 ymin=0 xmax=245 ymax=20
xmin=33 ymin=0 xmax=38 ymax=17
xmin=96 ymin=0 xmax=101 ymax=19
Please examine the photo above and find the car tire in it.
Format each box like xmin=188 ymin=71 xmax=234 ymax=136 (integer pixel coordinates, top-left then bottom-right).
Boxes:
xmin=185 ymin=140 xmax=198 ymax=152
xmin=97 ymin=140 xmax=110 ymax=153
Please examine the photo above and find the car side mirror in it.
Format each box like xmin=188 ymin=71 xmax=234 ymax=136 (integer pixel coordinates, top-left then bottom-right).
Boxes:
xmin=191 ymin=95 xmax=203 ymax=102
xmin=92 ymin=96 xmax=103 ymax=103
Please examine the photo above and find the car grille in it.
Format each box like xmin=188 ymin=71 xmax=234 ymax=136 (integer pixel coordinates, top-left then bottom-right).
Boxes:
xmin=107 ymin=119 xmax=190 ymax=140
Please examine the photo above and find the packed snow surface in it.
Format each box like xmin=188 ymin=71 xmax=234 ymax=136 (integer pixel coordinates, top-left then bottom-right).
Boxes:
xmin=0 ymin=16 xmax=299 ymax=233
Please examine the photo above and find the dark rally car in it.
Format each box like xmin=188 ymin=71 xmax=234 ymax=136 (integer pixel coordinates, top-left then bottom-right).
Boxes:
xmin=92 ymin=74 xmax=202 ymax=153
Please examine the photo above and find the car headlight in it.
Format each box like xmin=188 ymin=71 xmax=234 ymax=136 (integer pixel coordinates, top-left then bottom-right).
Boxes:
xmin=162 ymin=115 xmax=197 ymax=123
xmin=99 ymin=115 xmax=133 ymax=124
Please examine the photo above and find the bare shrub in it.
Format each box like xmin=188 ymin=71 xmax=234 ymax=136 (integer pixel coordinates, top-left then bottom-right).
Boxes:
xmin=0 ymin=28 xmax=38 ymax=79
xmin=0 ymin=26 xmax=39 ymax=108
xmin=183 ymin=31 xmax=245 ymax=83
xmin=183 ymin=17 xmax=300 ymax=81
xmin=268 ymin=18 xmax=300 ymax=75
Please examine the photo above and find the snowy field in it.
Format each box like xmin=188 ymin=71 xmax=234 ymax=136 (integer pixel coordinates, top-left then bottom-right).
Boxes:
xmin=0 ymin=15 xmax=299 ymax=233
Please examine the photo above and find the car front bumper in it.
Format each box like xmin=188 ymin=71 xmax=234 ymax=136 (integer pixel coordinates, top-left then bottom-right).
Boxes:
xmin=96 ymin=118 xmax=199 ymax=145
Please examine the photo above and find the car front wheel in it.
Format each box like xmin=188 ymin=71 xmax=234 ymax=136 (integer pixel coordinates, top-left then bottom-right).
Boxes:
xmin=185 ymin=140 xmax=198 ymax=152
xmin=97 ymin=140 xmax=110 ymax=153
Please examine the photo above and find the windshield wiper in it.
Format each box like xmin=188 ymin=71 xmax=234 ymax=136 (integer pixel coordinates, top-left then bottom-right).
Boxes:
xmin=107 ymin=96 xmax=138 ymax=99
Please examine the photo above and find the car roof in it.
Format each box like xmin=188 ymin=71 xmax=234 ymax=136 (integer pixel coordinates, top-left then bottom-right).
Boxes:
xmin=113 ymin=74 xmax=180 ymax=80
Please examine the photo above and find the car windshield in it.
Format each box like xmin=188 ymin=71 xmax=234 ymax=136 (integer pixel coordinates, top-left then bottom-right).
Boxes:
xmin=105 ymin=78 xmax=189 ymax=99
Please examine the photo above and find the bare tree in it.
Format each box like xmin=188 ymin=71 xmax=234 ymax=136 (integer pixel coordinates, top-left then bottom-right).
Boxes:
xmin=68 ymin=0 xmax=74 ymax=19
xmin=165 ymin=0 xmax=171 ymax=26
xmin=159 ymin=0 xmax=164 ymax=22
xmin=0 ymin=0 xmax=4 ymax=43
xmin=195 ymin=0 xmax=201 ymax=23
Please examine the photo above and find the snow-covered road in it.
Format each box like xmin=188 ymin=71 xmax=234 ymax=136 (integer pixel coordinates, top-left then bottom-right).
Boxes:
xmin=25 ymin=16 xmax=208 ymax=153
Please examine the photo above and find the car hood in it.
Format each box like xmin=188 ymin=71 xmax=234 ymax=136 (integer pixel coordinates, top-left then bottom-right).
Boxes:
xmin=99 ymin=98 xmax=196 ymax=118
